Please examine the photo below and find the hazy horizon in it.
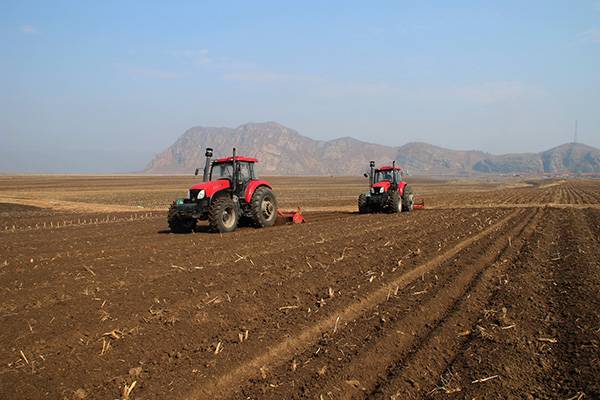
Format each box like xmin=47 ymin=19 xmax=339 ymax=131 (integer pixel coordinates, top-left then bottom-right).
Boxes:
xmin=2 ymin=1 xmax=599 ymax=173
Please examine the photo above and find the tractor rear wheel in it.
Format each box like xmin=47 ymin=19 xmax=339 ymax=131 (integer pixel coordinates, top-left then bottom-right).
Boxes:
xmin=386 ymin=191 xmax=402 ymax=213
xmin=208 ymin=197 xmax=239 ymax=233
xmin=250 ymin=187 xmax=277 ymax=227
xmin=167 ymin=203 xmax=196 ymax=233
xmin=358 ymin=193 xmax=370 ymax=214
xmin=402 ymin=186 xmax=414 ymax=212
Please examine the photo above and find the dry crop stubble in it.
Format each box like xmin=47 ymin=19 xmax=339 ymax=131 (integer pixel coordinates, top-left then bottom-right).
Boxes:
xmin=0 ymin=176 xmax=599 ymax=399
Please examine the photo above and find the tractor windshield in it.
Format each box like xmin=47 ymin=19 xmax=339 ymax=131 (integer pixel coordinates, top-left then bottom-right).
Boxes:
xmin=210 ymin=162 xmax=256 ymax=181
xmin=374 ymin=170 xmax=396 ymax=182
xmin=238 ymin=162 xmax=255 ymax=181
xmin=211 ymin=163 xmax=233 ymax=180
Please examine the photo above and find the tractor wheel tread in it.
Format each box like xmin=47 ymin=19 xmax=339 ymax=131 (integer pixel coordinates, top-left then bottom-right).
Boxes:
xmin=167 ymin=203 xmax=196 ymax=233
xmin=402 ymin=185 xmax=414 ymax=212
xmin=386 ymin=191 xmax=402 ymax=213
xmin=208 ymin=197 xmax=239 ymax=233
xmin=250 ymin=186 xmax=278 ymax=228
xmin=358 ymin=193 xmax=370 ymax=214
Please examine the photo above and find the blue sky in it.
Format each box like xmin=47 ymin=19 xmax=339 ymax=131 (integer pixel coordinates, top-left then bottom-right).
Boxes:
xmin=1 ymin=1 xmax=599 ymax=172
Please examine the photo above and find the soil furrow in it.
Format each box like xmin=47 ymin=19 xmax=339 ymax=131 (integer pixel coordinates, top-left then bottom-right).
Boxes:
xmin=420 ymin=208 xmax=600 ymax=399
xmin=232 ymin=209 xmax=539 ymax=400
xmin=546 ymin=209 xmax=600 ymax=398
xmin=183 ymin=211 xmax=521 ymax=399
xmin=372 ymin=207 xmax=543 ymax=399
xmin=2 ymin=177 xmax=599 ymax=400
xmin=0 ymin=209 xmax=507 ymax=399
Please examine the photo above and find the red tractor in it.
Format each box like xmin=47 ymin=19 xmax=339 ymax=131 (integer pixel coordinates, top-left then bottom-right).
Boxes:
xmin=358 ymin=161 xmax=415 ymax=214
xmin=167 ymin=148 xmax=277 ymax=233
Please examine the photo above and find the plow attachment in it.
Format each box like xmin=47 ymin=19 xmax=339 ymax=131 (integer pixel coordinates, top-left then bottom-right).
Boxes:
xmin=413 ymin=197 xmax=425 ymax=210
xmin=277 ymin=208 xmax=305 ymax=224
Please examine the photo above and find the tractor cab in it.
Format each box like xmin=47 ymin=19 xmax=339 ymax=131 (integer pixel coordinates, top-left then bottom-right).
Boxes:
xmin=208 ymin=155 xmax=258 ymax=194
xmin=186 ymin=150 xmax=264 ymax=203
xmin=373 ymin=166 xmax=402 ymax=184
xmin=363 ymin=161 xmax=403 ymax=192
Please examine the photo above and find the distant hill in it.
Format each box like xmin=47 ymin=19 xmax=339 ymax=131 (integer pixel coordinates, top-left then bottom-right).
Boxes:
xmin=542 ymin=143 xmax=600 ymax=173
xmin=145 ymin=122 xmax=600 ymax=176
xmin=473 ymin=153 xmax=543 ymax=174
xmin=394 ymin=142 xmax=488 ymax=175
xmin=473 ymin=143 xmax=600 ymax=174
xmin=145 ymin=122 xmax=397 ymax=176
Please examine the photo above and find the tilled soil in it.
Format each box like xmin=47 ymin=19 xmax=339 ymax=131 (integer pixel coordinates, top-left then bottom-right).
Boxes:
xmin=0 ymin=178 xmax=599 ymax=400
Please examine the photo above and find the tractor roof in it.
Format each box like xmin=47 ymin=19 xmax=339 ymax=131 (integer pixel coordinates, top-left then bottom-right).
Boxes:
xmin=213 ymin=156 xmax=258 ymax=164
xmin=376 ymin=165 xmax=402 ymax=171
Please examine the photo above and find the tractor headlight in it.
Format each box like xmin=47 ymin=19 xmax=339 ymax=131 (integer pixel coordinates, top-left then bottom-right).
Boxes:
xmin=197 ymin=189 xmax=205 ymax=200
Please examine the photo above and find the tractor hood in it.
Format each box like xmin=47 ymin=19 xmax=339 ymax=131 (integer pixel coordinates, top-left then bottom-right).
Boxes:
xmin=190 ymin=179 xmax=230 ymax=197
xmin=372 ymin=181 xmax=391 ymax=192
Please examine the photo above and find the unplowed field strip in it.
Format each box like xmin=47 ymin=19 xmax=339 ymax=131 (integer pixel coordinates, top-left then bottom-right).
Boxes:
xmin=429 ymin=203 xmax=600 ymax=210
xmin=0 ymin=196 xmax=165 ymax=213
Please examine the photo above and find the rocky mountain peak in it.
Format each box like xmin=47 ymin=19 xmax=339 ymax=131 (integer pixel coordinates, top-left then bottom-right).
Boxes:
xmin=145 ymin=122 xmax=600 ymax=175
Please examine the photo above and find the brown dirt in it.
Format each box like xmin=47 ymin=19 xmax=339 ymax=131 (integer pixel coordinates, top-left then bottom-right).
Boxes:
xmin=0 ymin=176 xmax=599 ymax=399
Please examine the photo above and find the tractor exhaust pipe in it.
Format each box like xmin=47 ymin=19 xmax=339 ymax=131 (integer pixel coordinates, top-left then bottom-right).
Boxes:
xmin=232 ymin=147 xmax=237 ymax=193
xmin=203 ymin=147 xmax=213 ymax=182
xmin=369 ymin=161 xmax=375 ymax=186
xmin=392 ymin=160 xmax=397 ymax=185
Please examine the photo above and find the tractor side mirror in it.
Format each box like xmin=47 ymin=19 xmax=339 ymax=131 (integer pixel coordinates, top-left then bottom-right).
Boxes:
xmin=363 ymin=173 xmax=369 ymax=178
xmin=194 ymin=168 xmax=199 ymax=176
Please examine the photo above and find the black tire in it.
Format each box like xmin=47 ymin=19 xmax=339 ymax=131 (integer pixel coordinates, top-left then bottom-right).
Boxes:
xmin=250 ymin=187 xmax=277 ymax=228
xmin=358 ymin=193 xmax=370 ymax=214
xmin=402 ymin=186 xmax=414 ymax=212
xmin=167 ymin=203 xmax=197 ymax=233
xmin=208 ymin=197 xmax=239 ymax=233
xmin=386 ymin=191 xmax=402 ymax=213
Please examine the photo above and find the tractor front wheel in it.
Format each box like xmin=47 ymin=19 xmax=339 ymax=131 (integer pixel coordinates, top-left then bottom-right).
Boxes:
xmin=167 ymin=204 xmax=197 ymax=233
xmin=386 ymin=191 xmax=402 ymax=213
xmin=250 ymin=187 xmax=278 ymax=227
xmin=208 ymin=197 xmax=239 ymax=233
xmin=358 ymin=193 xmax=370 ymax=214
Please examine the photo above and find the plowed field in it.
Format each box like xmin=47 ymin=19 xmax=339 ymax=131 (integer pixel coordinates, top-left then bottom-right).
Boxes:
xmin=1 ymin=176 xmax=599 ymax=399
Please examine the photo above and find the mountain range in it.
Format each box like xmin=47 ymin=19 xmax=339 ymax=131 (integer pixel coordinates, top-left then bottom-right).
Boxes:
xmin=144 ymin=122 xmax=600 ymax=176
